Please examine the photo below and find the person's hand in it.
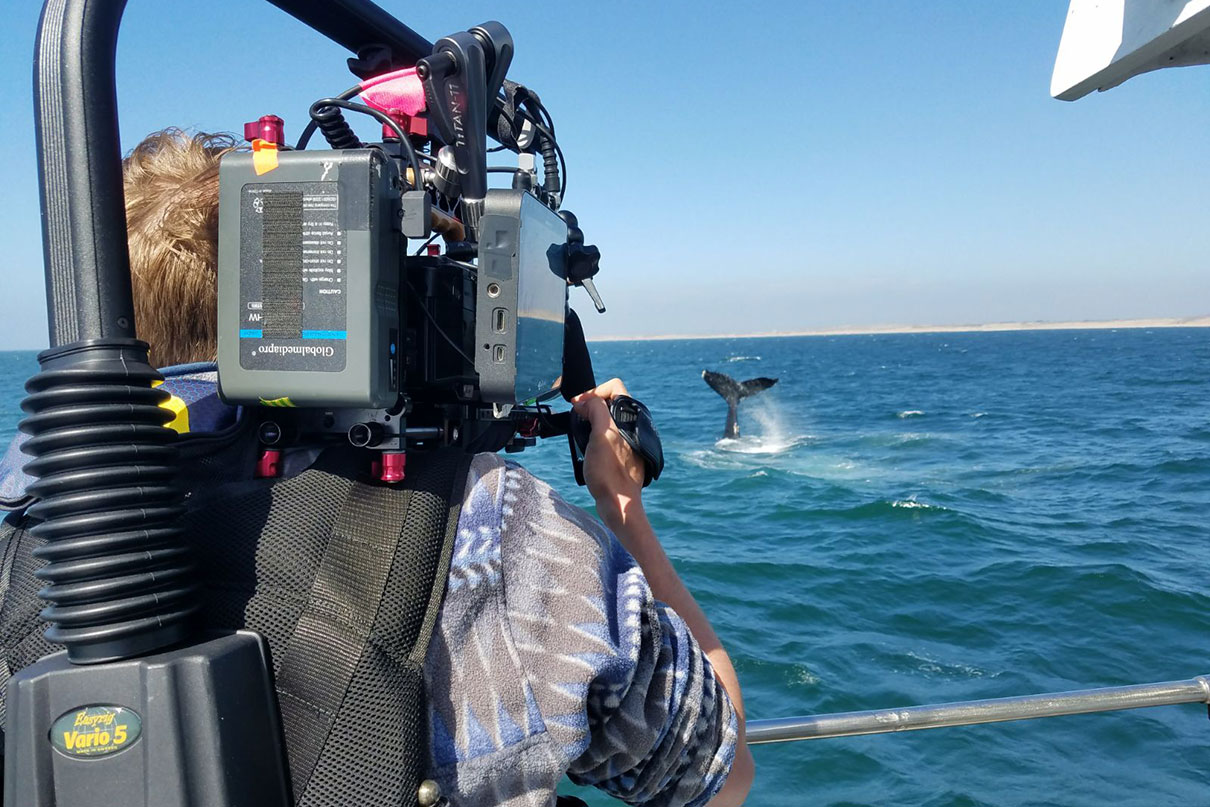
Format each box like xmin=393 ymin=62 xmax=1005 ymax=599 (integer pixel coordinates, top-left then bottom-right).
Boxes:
xmin=571 ymin=378 xmax=646 ymax=527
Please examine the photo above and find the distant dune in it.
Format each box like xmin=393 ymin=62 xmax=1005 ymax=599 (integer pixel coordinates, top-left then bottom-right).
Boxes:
xmin=589 ymin=316 xmax=1210 ymax=342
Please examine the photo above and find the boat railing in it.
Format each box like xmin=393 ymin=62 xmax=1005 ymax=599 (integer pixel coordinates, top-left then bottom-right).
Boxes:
xmin=747 ymin=675 xmax=1210 ymax=744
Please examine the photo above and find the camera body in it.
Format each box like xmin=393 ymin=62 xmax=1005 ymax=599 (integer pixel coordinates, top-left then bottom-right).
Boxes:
xmin=215 ymin=145 xmax=571 ymax=451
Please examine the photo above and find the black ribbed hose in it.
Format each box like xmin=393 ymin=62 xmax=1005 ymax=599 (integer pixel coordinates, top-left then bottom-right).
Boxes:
xmin=19 ymin=339 xmax=198 ymax=664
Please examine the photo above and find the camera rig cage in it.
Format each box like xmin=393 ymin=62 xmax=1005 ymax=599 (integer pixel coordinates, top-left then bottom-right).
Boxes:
xmin=214 ymin=9 xmax=608 ymax=479
xmin=6 ymin=1 xmax=606 ymax=804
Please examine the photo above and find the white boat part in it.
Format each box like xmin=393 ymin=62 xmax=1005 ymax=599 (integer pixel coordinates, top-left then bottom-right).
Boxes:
xmin=1053 ymin=0 xmax=1210 ymax=99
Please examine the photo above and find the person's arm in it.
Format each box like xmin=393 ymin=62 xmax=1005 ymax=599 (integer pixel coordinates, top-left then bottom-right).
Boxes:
xmin=572 ymin=379 xmax=755 ymax=807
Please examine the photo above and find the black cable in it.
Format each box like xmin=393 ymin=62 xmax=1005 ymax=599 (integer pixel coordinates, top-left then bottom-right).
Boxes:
xmin=532 ymin=98 xmax=556 ymax=138
xmin=413 ymin=233 xmax=440 ymax=255
xmin=550 ymin=137 xmax=567 ymax=199
xmin=513 ymin=107 xmax=566 ymax=199
xmin=493 ymin=103 xmax=567 ymax=200
xmin=509 ymin=106 xmax=556 ymax=146
xmin=307 ymin=99 xmax=423 ymax=190
xmin=309 ymin=103 xmax=363 ymax=150
xmin=405 ymin=280 xmax=475 ymax=365
xmin=297 ymin=85 xmax=562 ymax=194
xmin=297 ymin=87 xmax=564 ymax=198
xmin=484 ymin=84 xmax=568 ymax=200
xmin=295 ymin=84 xmax=360 ymax=150
xmin=515 ymin=96 xmax=561 ymax=189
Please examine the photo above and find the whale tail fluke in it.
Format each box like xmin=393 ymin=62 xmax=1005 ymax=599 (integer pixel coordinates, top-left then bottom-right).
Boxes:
xmin=702 ymin=370 xmax=778 ymax=439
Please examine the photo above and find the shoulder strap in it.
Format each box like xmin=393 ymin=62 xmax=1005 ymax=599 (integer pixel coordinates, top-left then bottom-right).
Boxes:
xmin=273 ymin=449 xmax=470 ymax=807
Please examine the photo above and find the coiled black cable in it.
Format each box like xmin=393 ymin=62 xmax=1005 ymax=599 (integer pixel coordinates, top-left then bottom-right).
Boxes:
xmin=539 ymin=134 xmax=560 ymax=200
xmin=294 ymin=84 xmax=361 ymax=151
xmin=19 ymin=339 xmax=198 ymax=664
xmin=310 ymin=103 xmax=364 ymax=150
xmin=305 ymin=99 xmax=424 ymax=190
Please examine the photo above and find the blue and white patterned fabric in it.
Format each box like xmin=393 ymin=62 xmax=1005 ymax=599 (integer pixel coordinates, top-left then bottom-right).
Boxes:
xmin=0 ymin=365 xmax=738 ymax=806
xmin=429 ymin=453 xmax=738 ymax=807
xmin=0 ymin=434 xmax=29 ymax=507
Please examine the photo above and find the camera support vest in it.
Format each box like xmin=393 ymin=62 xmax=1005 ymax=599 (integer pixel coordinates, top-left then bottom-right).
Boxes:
xmin=0 ymin=438 xmax=472 ymax=807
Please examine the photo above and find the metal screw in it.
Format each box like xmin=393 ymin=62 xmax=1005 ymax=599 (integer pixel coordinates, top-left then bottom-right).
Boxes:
xmin=417 ymin=779 xmax=442 ymax=806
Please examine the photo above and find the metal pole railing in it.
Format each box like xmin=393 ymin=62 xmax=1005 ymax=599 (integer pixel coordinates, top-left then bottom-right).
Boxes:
xmin=746 ymin=675 xmax=1210 ymax=745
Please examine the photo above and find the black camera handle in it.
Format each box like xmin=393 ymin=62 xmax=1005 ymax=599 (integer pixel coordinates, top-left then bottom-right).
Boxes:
xmin=541 ymin=310 xmax=664 ymax=489
xmin=566 ymin=396 xmax=665 ymax=488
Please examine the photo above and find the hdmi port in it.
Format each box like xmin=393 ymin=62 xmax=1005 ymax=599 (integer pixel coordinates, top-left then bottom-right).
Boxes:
xmin=493 ymin=308 xmax=507 ymax=333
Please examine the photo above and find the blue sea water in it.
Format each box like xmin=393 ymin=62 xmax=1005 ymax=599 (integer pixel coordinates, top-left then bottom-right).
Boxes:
xmin=2 ymin=328 xmax=1208 ymax=806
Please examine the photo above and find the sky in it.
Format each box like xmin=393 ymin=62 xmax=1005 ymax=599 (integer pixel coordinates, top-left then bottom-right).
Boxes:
xmin=1 ymin=1 xmax=1208 ymax=348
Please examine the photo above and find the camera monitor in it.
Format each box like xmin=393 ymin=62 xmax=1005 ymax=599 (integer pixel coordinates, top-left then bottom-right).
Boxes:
xmin=475 ymin=189 xmax=568 ymax=406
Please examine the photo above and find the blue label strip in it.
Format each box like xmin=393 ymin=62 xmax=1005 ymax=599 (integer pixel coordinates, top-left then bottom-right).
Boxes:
xmin=238 ymin=330 xmax=347 ymax=340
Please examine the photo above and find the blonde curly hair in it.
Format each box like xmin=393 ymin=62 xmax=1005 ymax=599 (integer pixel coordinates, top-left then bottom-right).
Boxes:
xmin=123 ymin=128 xmax=236 ymax=368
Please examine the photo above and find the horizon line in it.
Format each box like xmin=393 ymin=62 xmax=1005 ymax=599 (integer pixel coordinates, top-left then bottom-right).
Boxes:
xmin=0 ymin=316 xmax=1207 ymax=352
xmin=584 ymin=316 xmax=1210 ymax=342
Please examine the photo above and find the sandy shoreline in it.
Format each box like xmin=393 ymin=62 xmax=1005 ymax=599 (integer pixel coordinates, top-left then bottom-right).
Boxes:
xmin=2 ymin=317 xmax=1206 ymax=353
xmin=587 ymin=316 xmax=1210 ymax=342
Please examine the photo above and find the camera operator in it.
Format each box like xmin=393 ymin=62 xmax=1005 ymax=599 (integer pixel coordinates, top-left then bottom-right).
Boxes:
xmin=0 ymin=129 xmax=754 ymax=807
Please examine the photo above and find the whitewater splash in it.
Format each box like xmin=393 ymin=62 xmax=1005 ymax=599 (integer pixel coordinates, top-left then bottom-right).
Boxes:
xmin=714 ymin=436 xmax=804 ymax=455
xmin=714 ymin=398 xmax=804 ymax=454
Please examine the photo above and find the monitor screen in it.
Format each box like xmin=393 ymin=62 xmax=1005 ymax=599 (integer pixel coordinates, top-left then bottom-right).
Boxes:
xmin=513 ymin=193 xmax=568 ymax=404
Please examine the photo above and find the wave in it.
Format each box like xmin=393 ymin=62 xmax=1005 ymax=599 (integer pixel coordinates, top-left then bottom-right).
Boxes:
xmin=808 ymin=498 xmax=954 ymax=519
xmin=726 ymin=355 xmax=761 ymax=363
xmin=714 ymin=435 xmax=806 ymax=455
xmin=855 ymin=431 xmax=949 ymax=449
xmin=891 ymin=498 xmax=943 ymax=510
xmin=733 ymin=656 xmax=823 ymax=689
xmin=892 ymin=432 xmax=934 ymax=446
xmin=680 ymin=446 xmax=794 ymax=470
xmin=990 ymin=455 xmax=1210 ymax=484
xmin=897 ymin=410 xmax=925 ymax=418
xmin=789 ymin=666 xmax=822 ymax=686
xmin=1150 ymin=457 xmax=1210 ymax=475
xmin=896 ymin=649 xmax=988 ymax=680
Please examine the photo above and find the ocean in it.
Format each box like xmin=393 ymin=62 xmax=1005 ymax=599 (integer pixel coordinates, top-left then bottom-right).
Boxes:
xmin=2 ymin=328 xmax=1208 ymax=806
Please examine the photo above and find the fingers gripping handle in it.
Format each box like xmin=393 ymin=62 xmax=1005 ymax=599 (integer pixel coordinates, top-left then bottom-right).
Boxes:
xmin=568 ymin=396 xmax=664 ymax=488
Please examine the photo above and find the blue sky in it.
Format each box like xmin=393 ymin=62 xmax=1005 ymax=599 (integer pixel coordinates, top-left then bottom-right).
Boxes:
xmin=2 ymin=1 xmax=1208 ymax=348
